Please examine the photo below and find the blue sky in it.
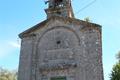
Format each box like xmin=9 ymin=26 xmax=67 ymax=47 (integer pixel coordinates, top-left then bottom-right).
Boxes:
xmin=0 ymin=0 xmax=120 ymax=80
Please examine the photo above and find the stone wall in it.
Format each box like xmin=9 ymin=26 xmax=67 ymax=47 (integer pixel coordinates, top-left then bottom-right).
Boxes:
xmin=18 ymin=17 xmax=103 ymax=80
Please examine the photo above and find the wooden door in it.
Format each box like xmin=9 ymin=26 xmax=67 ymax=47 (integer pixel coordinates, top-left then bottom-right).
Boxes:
xmin=51 ymin=77 xmax=66 ymax=80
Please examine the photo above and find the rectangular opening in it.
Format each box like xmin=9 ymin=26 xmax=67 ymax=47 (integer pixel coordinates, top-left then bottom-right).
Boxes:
xmin=50 ymin=76 xmax=66 ymax=80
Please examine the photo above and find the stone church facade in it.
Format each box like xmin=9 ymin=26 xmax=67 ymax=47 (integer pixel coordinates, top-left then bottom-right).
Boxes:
xmin=18 ymin=0 xmax=104 ymax=80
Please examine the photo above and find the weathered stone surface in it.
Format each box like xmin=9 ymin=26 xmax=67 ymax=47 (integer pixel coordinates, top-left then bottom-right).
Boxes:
xmin=18 ymin=16 xmax=103 ymax=80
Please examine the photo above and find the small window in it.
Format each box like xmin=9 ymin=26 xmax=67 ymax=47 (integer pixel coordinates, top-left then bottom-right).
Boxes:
xmin=55 ymin=0 xmax=63 ymax=3
xmin=56 ymin=11 xmax=61 ymax=15
xmin=56 ymin=40 xmax=61 ymax=44
xmin=54 ymin=0 xmax=63 ymax=7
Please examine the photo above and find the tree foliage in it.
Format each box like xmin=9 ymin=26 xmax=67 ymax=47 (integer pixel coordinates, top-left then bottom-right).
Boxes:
xmin=116 ymin=51 xmax=120 ymax=62
xmin=84 ymin=17 xmax=91 ymax=22
xmin=110 ymin=63 xmax=120 ymax=80
xmin=110 ymin=52 xmax=120 ymax=80
xmin=0 ymin=67 xmax=17 ymax=80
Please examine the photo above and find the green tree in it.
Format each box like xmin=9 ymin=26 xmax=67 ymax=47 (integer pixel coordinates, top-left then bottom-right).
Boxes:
xmin=0 ymin=67 xmax=17 ymax=80
xmin=110 ymin=63 xmax=120 ymax=80
xmin=110 ymin=52 xmax=120 ymax=80
xmin=116 ymin=51 xmax=120 ymax=62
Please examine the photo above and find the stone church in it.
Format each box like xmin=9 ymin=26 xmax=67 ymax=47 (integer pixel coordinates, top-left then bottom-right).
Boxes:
xmin=18 ymin=0 xmax=104 ymax=80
